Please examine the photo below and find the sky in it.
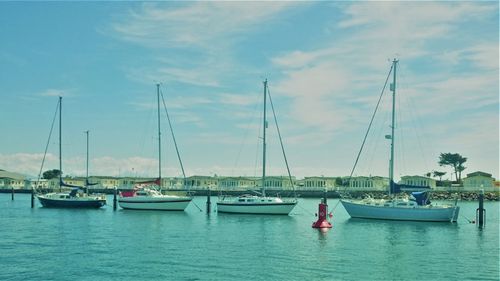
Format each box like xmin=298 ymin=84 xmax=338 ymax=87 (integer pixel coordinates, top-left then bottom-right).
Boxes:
xmin=0 ymin=1 xmax=498 ymax=181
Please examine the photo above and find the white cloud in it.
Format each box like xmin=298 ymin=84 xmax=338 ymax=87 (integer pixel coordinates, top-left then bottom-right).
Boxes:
xmin=269 ymin=1 xmax=497 ymax=137
xmin=0 ymin=153 xmax=189 ymax=179
xmin=111 ymin=2 xmax=303 ymax=49
xmin=38 ymin=88 xmax=73 ymax=97
xmin=0 ymin=153 xmax=57 ymax=178
xmin=218 ymin=92 xmax=260 ymax=106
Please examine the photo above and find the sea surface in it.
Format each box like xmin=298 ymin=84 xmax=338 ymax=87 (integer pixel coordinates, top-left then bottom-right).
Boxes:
xmin=0 ymin=194 xmax=498 ymax=281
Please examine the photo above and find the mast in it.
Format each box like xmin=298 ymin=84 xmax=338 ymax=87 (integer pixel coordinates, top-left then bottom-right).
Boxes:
xmin=85 ymin=130 xmax=89 ymax=194
xmin=389 ymin=59 xmax=398 ymax=196
xmin=262 ymin=79 xmax=268 ymax=197
xmin=157 ymin=83 xmax=162 ymax=189
xmin=59 ymin=96 xmax=62 ymax=192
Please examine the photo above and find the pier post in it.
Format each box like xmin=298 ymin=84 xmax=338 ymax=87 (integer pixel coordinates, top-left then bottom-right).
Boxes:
xmin=11 ymin=187 xmax=14 ymax=200
xmin=206 ymin=187 xmax=211 ymax=214
xmin=323 ymin=188 xmax=327 ymax=205
xmin=31 ymin=189 xmax=35 ymax=208
xmin=113 ymin=187 xmax=117 ymax=211
xmin=476 ymin=189 xmax=485 ymax=227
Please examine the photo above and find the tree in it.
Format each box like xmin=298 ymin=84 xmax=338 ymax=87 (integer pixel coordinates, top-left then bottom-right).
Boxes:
xmin=42 ymin=169 xmax=61 ymax=180
xmin=432 ymin=171 xmax=446 ymax=181
xmin=425 ymin=172 xmax=432 ymax=178
xmin=335 ymin=177 xmax=343 ymax=186
xmin=438 ymin=153 xmax=467 ymax=183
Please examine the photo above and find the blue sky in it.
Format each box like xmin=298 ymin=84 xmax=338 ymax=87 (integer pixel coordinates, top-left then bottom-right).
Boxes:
xmin=0 ymin=1 xmax=498 ymax=181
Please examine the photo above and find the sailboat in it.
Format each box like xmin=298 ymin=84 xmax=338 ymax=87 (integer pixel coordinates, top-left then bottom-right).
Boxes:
xmin=118 ymin=84 xmax=192 ymax=211
xmin=37 ymin=97 xmax=107 ymax=208
xmin=340 ymin=59 xmax=460 ymax=222
xmin=217 ymin=79 xmax=298 ymax=215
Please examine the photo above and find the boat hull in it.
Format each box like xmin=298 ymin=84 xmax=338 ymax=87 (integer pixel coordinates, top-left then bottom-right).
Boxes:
xmin=217 ymin=202 xmax=297 ymax=215
xmin=37 ymin=195 xmax=106 ymax=208
xmin=340 ymin=200 xmax=459 ymax=222
xmin=118 ymin=197 xmax=191 ymax=211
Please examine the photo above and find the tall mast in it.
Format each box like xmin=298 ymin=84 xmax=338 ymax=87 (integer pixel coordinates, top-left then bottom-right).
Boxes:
xmin=157 ymin=83 xmax=162 ymax=188
xmin=59 ymin=96 xmax=62 ymax=192
xmin=262 ymin=79 xmax=267 ymax=197
xmin=389 ymin=59 xmax=398 ymax=195
xmin=85 ymin=130 xmax=89 ymax=193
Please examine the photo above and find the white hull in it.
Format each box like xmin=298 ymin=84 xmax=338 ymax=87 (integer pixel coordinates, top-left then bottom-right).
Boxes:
xmin=118 ymin=196 xmax=191 ymax=211
xmin=217 ymin=196 xmax=297 ymax=215
xmin=341 ymin=199 xmax=459 ymax=222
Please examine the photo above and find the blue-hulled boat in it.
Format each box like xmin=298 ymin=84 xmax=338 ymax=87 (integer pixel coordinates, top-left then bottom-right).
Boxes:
xmin=38 ymin=188 xmax=106 ymax=208
xmin=36 ymin=97 xmax=106 ymax=208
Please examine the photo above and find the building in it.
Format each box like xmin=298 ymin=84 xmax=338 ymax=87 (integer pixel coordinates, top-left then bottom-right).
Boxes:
xmin=30 ymin=179 xmax=48 ymax=189
xmin=399 ymin=175 xmax=436 ymax=188
xmin=263 ymin=176 xmax=296 ymax=190
xmin=349 ymin=176 xmax=388 ymax=191
xmin=218 ymin=177 xmax=258 ymax=190
xmin=162 ymin=177 xmax=185 ymax=189
xmin=463 ymin=171 xmax=496 ymax=191
xmin=299 ymin=176 xmax=337 ymax=191
xmin=0 ymin=170 xmax=28 ymax=189
xmin=185 ymin=175 xmax=218 ymax=189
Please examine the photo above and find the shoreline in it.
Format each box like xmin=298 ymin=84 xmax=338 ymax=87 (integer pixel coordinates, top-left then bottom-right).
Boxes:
xmin=1 ymin=188 xmax=498 ymax=201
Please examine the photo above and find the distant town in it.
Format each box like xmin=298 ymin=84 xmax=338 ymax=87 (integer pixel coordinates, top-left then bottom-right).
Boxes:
xmin=1 ymin=169 xmax=498 ymax=193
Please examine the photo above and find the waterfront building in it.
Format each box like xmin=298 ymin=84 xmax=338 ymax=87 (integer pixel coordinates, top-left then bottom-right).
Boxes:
xmin=185 ymin=175 xmax=218 ymax=189
xmin=0 ymin=169 xmax=28 ymax=189
xmin=162 ymin=177 xmax=185 ymax=189
xmin=349 ymin=176 xmax=388 ymax=191
xmin=263 ymin=176 xmax=296 ymax=190
xmin=218 ymin=176 xmax=258 ymax=190
xmin=30 ymin=179 xmax=48 ymax=189
xmin=463 ymin=171 xmax=496 ymax=191
xmin=299 ymin=176 xmax=337 ymax=191
xmin=115 ymin=176 xmax=139 ymax=189
xmin=399 ymin=175 xmax=436 ymax=188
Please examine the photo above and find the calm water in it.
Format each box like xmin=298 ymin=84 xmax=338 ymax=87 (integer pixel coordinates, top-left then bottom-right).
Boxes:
xmin=0 ymin=194 xmax=498 ymax=281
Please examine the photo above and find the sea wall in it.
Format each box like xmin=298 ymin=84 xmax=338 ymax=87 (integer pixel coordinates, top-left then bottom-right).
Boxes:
xmin=2 ymin=188 xmax=498 ymax=201
xmin=340 ymin=191 xmax=499 ymax=201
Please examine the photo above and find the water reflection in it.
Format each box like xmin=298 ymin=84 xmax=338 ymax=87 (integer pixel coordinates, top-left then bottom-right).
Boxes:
xmin=316 ymin=227 xmax=330 ymax=239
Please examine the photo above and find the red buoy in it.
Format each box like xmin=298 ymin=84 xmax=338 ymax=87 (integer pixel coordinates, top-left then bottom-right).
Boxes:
xmin=312 ymin=192 xmax=332 ymax=229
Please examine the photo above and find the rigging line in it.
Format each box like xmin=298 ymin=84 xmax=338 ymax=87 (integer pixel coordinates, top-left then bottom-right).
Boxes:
xmin=159 ymin=86 xmax=188 ymax=191
xmin=254 ymin=99 xmax=263 ymax=178
xmin=396 ymin=86 xmax=407 ymax=177
xmin=35 ymin=99 xmax=60 ymax=193
xmin=266 ymin=84 xmax=297 ymax=199
xmin=296 ymin=201 xmax=315 ymax=216
xmin=345 ymin=64 xmax=393 ymax=189
xmin=404 ymin=82 xmax=431 ymax=173
xmin=232 ymin=89 xmax=261 ymax=176
xmin=331 ymin=63 xmax=394 ymax=214
xmin=191 ymin=199 xmax=203 ymax=212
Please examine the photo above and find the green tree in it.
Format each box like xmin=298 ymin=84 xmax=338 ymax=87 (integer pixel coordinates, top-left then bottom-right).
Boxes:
xmin=335 ymin=177 xmax=343 ymax=186
xmin=42 ymin=169 xmax=61 ymax=180
xmin=432 ymin=171 xmax=446 ymax=181
xmin=438 ymin=153 xmax=467 ymax=183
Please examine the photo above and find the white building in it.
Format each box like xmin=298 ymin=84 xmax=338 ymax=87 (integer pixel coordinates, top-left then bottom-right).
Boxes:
xmin=463 ymin=171 xmax=496 ymax=192
xmin=218 ymin=177 xmax=257 ymax=190
xmin=399 ymin=175 xmax=436 ymax=188
xmin=299 ymin=176 xmax=337 ymax=191
xmin=349 ymin=176 xmax=388 ymax=191
xmin=0 ymin=170 xmax=28 ymax=189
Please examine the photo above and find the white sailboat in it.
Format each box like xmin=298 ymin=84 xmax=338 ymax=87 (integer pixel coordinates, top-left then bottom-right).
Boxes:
xmin=217 ymin=79 xmax=298 ymax=215
xmin=118 ymin=84 xmax=192 ymax=211
xmin=341 ymin=59 xmax=460 ymax=222
xmin=37 ymin=97 xmax=106 ymax=208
